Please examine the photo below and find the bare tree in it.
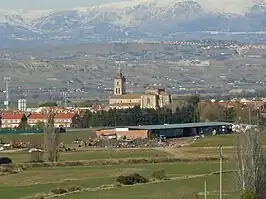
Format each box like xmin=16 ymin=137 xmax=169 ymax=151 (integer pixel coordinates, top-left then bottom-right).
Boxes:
xmin=44 ymin=112 xmax=60 ymax=162
xmin=235 ymin=125 xmax=266 ymax=199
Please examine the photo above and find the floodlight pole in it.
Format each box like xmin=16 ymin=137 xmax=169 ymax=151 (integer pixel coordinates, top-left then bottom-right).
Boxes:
xmin=204 ymin=180 xmax=207 ymax=199
xmin=219 ymin=145 xmax=223 ymax=199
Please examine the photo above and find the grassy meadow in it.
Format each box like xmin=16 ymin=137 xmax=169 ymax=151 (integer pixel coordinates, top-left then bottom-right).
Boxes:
xmin=1 ymin=148 xmax=170 ymax=163
xmin=0 ymin=133 xmax=242 ymax=199
xmin=0 ymin=161 xmax=237 ymax=199
xmin=0 ymin=129 xmax=96 ymax=144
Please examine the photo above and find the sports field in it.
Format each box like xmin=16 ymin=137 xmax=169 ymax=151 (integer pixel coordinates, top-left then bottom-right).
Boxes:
xmin=0 ymin=132 xmax=240 ymax=199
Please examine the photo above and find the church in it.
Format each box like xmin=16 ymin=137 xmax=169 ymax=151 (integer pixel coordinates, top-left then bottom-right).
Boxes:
xmin=109 ymin=69 xmax=172 ymax=109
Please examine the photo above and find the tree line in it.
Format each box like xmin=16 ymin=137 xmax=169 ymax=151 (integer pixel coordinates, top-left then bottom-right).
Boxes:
xmin=81 ymin=95 xmax=266 ymax=128
xmin=81 ymin=96 xmax=201 ymax=128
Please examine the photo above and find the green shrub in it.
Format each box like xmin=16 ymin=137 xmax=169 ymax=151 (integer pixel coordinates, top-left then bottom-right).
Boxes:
xmin=116 ymin=173 xmax=149 ymax=185
xmin=241 ymin=188 xmax=259 ymax=199
xmin=67 ymin=186 xmax=82 ymax=192
xmin=50 ymin=188 xmax=68 ymax=195
xmin=152 ymin=169 xmax=167 ymax=180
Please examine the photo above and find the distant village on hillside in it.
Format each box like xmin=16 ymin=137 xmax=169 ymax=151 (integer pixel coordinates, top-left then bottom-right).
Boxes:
xmin=0 ymin=68 xmax=266 ymax=129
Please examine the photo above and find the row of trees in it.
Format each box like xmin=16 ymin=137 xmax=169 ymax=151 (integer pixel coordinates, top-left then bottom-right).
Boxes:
xmin=81 ymin=95 xmax=263 ymax=128
xmin=82 ymin=106 xmax=196 ymax=128
xmin=200 ymin=101 xmax=265 ymax=125
xmin=81 ymin=96 xmax=200 ymax=128
xmin=36 ymin=95 xmax=264 ymax=128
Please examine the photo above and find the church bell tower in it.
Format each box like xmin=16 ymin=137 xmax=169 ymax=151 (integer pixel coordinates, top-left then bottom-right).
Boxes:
xmin=114 ymin=67 xmax=126 ymax=95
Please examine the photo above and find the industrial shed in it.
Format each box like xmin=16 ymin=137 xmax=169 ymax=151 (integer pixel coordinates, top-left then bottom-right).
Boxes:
xmin=127 ymin=122 xmax=232 ymax=138
xmin=96 ymin=122 xmax=232 ymax=139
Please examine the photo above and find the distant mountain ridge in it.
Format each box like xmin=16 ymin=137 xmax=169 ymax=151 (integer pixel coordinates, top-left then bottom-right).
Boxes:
xmin=1 ymin=0 xmax=266 ymax=47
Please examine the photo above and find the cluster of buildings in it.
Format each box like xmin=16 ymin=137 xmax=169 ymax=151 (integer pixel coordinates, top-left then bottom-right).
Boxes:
xmin=0 ymin=69 xmax=173 ymax=129
xmin=109 ymin=68 xmax=172 ymax=109
xmin=0 ymin=107 xmax=79 ymax=129
xmin=202 ymin=98 xmax=266 ymax=111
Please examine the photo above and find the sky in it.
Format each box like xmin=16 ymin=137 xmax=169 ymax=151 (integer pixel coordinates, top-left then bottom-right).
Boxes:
xmin=0 ymin=0 xmax=130 ymax=9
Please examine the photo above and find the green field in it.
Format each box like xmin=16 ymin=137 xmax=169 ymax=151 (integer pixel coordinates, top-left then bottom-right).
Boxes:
xmin=0 ymin=130 xmax=96 ymax=144
xmin=0 ymin=133 xmax=243 ymax=199
xmin=189 ymin=135 xmax=235 ymax=147
xmin=0 ymin=161 xmax=237 ymax=199
xmin=1 ymin=148 xmax=170 ymax=163
xmin=61 ymin=173 xmax=238 ymax=199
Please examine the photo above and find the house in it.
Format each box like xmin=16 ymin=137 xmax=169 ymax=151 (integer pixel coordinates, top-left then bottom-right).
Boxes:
xmin=27 ymin=113 xmax=48 ymax=127
xmin=28 ymin=112 xmax=79 ymax=128
xmin=54 ymin=113 xmax=79 ymax=128
xmin=0 ymin=113 xmax=25 ymax=128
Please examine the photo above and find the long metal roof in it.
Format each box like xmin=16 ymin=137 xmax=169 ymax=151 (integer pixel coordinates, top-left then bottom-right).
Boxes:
xmin=126 ymin=122 xmax=232 ymax=130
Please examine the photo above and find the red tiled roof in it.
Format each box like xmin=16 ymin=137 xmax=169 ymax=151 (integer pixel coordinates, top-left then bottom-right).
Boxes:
xmin=55 ymin=113 xmax=76 ymax=119
xmin=28 ymin=113 xmax=48 ymax=120
xmin=1 ymin=113 xmax=25 ymax=120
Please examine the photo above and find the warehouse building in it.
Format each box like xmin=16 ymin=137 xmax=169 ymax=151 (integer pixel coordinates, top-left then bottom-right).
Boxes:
xmin=96 ymin=122 xmax=233 ymax=139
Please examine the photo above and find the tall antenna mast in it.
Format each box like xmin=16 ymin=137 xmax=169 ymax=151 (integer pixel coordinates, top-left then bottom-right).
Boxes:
xmin=62 ymin=92 xmax=68 ymax=107
xmin=4 ymin=77 xmax=10 ymax=111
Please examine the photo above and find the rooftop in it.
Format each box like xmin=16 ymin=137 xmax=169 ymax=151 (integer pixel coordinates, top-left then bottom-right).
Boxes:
xmin=109 ymin=103 xmax=140 ymax=107
xmin=28 ymin=113 xmax=48 ymax=120
xmin=55 ymin=113 xmax=76 ymax=119
xmin=1 ymin=113 xmax=25 ymax=120
xmin=109 ymin=94 xmax=142 ymax=99
xmin=126 ymin=122 xmax=232 ymax=130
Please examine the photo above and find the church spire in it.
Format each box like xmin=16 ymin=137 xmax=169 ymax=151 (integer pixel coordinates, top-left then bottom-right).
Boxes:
xmin=116 ymin=61 xmax=123 ymax=78
xmin=118 ymin=65 xmax=122 ymax=77
xmin=114 ymin=62 xmax=126 ymax=95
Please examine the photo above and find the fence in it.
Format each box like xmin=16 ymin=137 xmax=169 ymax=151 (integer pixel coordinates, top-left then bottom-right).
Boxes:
xmin=0 ymin=129 xmax=43 ymax=135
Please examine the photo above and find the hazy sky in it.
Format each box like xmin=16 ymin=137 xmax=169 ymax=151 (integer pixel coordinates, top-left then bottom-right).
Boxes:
xmin=0 ymin=0 xmax=128 ymax=9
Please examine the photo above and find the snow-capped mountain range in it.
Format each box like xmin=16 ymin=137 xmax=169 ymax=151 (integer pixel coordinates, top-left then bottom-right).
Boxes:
xmin=1 ymin=0 xmax=266 ymax=47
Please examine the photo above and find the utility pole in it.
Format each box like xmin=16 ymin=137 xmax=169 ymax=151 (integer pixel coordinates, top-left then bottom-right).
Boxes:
xmin=219 ymin=145 xmax=223 ymax=199
xmin=4 ymin=77 xmax=10 ymax=111
xmin=248 ymin=107 xmax=252 ymax=125
xmin=256 ymin=109 xmax=260 ymax=126
xmin=204 ymin=181 xmax=207 ymax=199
